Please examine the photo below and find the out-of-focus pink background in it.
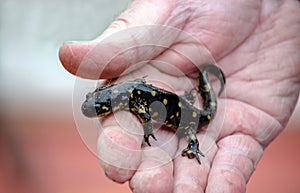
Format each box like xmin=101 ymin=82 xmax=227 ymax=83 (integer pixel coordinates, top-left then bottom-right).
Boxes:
xmin=1 ymin=1 xmax=299 ymax=192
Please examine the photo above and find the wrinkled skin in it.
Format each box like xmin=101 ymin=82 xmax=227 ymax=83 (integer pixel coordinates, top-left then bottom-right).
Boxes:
xmin=59 ymin=0 xmax=300 ymax=192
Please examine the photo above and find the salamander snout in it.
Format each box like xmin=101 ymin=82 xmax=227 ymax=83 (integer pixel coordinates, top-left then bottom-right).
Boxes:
xmin=81 ymin=98 xmax=99 ymax=118
xmin=81 ymin=90 xmax=112 ymax=118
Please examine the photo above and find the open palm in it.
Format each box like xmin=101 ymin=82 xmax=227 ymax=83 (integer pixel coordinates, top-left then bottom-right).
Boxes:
xmin=59 ymin=0 xmax=300 ymax=192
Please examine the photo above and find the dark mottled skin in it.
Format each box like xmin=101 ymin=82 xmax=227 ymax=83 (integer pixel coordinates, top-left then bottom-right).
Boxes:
xmin=81 ymin=64 xmax=225 ymax=164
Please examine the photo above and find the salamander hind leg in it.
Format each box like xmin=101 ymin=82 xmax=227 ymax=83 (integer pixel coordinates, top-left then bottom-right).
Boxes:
xmin=181 ymin=129 xmax=205 ymax=164
xmin=184 ymin=89 xmax=198 ymax=104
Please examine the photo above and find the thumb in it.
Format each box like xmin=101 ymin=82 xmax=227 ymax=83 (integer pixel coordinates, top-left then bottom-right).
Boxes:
xmin=59 ymin=0 xmax=174 ymax=79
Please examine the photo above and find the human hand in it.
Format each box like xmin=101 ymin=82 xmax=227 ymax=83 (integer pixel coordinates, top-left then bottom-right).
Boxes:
xmin=59 ymin=0 xmax=300 ymax=192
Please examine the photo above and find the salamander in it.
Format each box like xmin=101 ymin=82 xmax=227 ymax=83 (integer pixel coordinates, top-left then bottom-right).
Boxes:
xmin=81 ymin=64 xmax=225 ymax=164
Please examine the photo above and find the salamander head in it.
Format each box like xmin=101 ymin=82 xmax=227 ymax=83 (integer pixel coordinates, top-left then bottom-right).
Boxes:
xmin=81 ymin=86 xmax=113 ymax=118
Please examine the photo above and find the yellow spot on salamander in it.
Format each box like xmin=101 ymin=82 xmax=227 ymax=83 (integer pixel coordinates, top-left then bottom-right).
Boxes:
xmin=163 ymin=99 xmax=168 ymax=105
xmin=137 ymin=90 xmax=141 ymax=95
xmin=190 ymin=121 xmax=196 ymax=125
xmin=192 ymin=111 xmax=197 ymax=118
xmin=138 ymin=108 xmax=145 ymax=114
xmin=204 ymin=84 xmax=211 ymax=91
xmin=98 ymin=111 xmax=111 ymax=117
xmin=152 ymin=112 xmax=158 ymax=117
xmin=176 ymin=112 xmax=180 ymax=117
xmin=166 ymin=124 xmax=173 ymax=127
xmin=210 ymin=102 xmax=216 ymax=107
xmin=178 ymin=102 xmax=182 ymax=108
xmin=151 ymin=91 xmax=156 ymax=97
xmin=102 ymin=106 xmax=109 ymax=111
xmin=170 ymin=115 xmax=174 ymax=119
xmin=207 ymin=115 xmax=211 ymax=120
xmin=128 ymin=89 xmax=133 ymax=94
xmin=113 ymin=106 xmax=120 ymax=111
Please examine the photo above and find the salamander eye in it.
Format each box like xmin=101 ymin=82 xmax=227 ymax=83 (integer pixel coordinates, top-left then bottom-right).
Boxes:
xmin=86 ymin=92 xmax=93 ymax=100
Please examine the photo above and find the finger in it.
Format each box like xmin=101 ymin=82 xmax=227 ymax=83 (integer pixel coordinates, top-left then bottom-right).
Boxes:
xmin=129 ymin=147 xmax=174 ymax=193
xmin=97 ymin=111 xmax=144 ymax=183
xmin=59 ymin=27 xmax=181 ymax=79
xmin=206 ymin=134 xmax=263 ymax=193
xmin=130 ymin=128 xmax=178 ymax=193
xmin=101 ymin=0 xmax=173 ymax=37
xmin=59 ymin=0 xmax=174 ymax=79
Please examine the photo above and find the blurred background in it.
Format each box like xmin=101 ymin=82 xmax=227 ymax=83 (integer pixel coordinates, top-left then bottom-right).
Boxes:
xmin=0 ymin=0 xmax=299 ymax=192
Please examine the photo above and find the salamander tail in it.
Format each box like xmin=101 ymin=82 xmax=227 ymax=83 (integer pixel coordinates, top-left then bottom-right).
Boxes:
xmin=200 ymin=64 xmax=225 ymax=96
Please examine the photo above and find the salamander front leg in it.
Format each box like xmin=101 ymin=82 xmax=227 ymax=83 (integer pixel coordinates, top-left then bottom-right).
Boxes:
xmin=131 ymin=102 xmax=157 ymax=146
xmin=143 ymin=122 xmax=157 ymax=146
xmin=181 ymin=129 xmax=205 ymax=164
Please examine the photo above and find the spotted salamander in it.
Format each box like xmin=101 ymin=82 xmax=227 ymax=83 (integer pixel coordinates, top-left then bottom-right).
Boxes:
xmin=81 ymin=64 xmax=225 ymax=164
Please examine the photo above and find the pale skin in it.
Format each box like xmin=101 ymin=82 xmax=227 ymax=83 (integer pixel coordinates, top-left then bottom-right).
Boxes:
xmin=59 ymin=0 xmax=300 ymax=193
